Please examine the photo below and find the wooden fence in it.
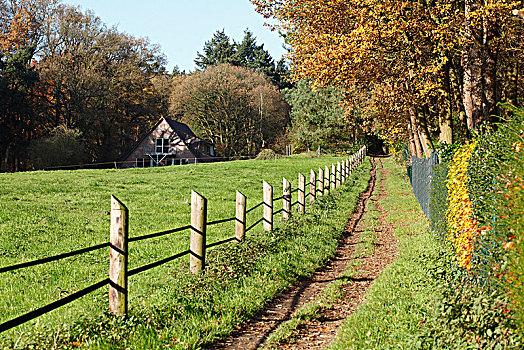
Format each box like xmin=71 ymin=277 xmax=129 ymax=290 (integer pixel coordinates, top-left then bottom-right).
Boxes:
xmin=0 ymin=146 xmax=367 ymax=331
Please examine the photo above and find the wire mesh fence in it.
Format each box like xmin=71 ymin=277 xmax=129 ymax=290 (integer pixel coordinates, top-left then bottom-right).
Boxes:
xmin=410 ymin=151 xmax=439 ymax=219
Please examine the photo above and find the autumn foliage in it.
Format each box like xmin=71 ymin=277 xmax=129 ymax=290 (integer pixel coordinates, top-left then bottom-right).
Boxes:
xmin=1 ymin=0 xmax=169 ymax=171
xmin=446 ymin=141 xmax=481 ymax=270
xmin=170 ymin=64 xmax=289 ymax=157
xmin=251 ymin=0 xmax=524 ymax=156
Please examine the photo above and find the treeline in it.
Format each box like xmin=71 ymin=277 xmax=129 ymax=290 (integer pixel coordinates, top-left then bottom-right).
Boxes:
xmin=1 ymin=0 xmax=171 ymax=171
xmin=2 ymin=0 xmax=317 ymax=172
xmin=172 ymin=30 xmax=358 ymax=156
xmin=252 ymin=0 xmax=524 ymax=155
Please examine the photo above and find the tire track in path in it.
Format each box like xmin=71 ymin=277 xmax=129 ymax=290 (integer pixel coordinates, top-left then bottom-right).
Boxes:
xmin=214 ymin=158 xmax=395 ymax=350
xmin=281 ymin=158 xmax=398 ymax=350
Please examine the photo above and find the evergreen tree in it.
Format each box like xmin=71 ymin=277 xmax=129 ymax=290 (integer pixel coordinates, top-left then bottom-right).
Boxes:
xmin=194 ymin=29 xmax=292 ymax=89
xmin=194 ymin=30 xmax=236 ymax=69
xmin=0 ymin=45 xmax=39 ymax=171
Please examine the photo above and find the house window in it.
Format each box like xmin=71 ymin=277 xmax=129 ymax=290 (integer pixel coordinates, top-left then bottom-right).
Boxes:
xmin=199 ymin=143 xmax=214 ymax=156
xmin=155 ymin=138 xmax=170 ymax=154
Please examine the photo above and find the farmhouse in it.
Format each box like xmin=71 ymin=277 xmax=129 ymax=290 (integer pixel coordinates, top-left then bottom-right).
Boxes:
xmin=120 ymin=117 xmax=215 ymax=168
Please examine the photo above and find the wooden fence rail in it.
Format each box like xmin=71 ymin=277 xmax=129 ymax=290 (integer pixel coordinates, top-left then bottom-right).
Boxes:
xmin=0 ymin=146 xmax=367 ymax=332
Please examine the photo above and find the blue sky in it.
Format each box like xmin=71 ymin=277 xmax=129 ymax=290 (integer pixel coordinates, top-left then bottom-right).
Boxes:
xmin=62 ymin=0 xmax=287 ymax=74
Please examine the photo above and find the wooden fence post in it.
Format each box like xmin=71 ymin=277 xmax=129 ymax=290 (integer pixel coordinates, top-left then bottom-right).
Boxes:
xmin=341 ymin=160 xmax=345 ymax=183
xmin=298 ymin=173 xmax=305 ymax=214
xmin=318 ymin=167 xmax=324 ymax=197
xmin=235 ymin=191 xmax=246 ymax=242
xmin=346 ymin=158 xmax=349 ymax=176
xmin=331 ymin=164 xmax=336 ymax=190
xmin=190 ymin=190 xmax=207 ymax=274
xmin=283 ymin=177 xmax=291 ymax=220
xmin=324 ymin=165 xmax=330 ymax=195
xmin=310 ymin=169 xmax=316 ymax=202
xmin=336 ymin=162 xmax=342 ymax=187
xmin=109 ymin=195 xmax=128 ymax=316
xmin=263 ymin=181 xmax=273 ymax=231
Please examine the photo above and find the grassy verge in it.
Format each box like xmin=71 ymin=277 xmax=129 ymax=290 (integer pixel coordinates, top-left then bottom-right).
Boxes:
xmin=1 ymin=158 xmax=371 ymax=349
xmin=329 ymin=157 xmax=523 ymax=350
xmin=262 ymin=167 xmax=381 ymax=349
xmin=329 ymin=157 xmax=444 ymax=349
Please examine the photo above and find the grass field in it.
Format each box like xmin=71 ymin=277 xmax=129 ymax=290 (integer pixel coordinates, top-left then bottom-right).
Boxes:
xmin=0 ymin=154 xmax=364 ymax=346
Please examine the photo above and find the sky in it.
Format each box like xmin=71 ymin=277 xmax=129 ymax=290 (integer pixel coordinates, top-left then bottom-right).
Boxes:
xmin=62 ymin=0 xmax=287 ymax=74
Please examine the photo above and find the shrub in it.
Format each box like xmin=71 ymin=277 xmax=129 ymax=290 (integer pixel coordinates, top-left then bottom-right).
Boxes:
xmin=255 ymin=148 xmax=278 ymax=160
xmin=441 ymin=105 xmax=524 ymax=331
xmin=470 ymin=105 xmax=524 ymax=330
xmin=29 ymin=126 xmax=90 ymax=168
xmin=446 ymin=141 xmax=482 ymax=270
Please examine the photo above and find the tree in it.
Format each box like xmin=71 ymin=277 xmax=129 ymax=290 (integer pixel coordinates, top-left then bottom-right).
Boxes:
xmin=284 ymin=80 xmax=352 ymax=152
xmin=251 ymin=0 xmax=524 ymax=156
xmin=29 ymin=125 xmax=89 ymax=168
xmin=170 ymin=63 xmax=289 ymax=157
xmin=194 ymin=29 xmax=292 ymax=89
xmin=0 ymin=0 xmax=52 ymax=171
xmin=194 ymin=30 xmax=236 ymax=69
xmin=0 ymin=45 xmax=39 ymax=172
xmin=35 ymin=4 xmax=168 ymax=162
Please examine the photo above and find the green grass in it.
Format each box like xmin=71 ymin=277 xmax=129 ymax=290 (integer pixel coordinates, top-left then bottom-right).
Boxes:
xmin=0 ymin=155 xmax=370 ymax=348
xmin=262 ymin=165 xmax=381 ymax=349
xmin=329 ymin=158 xmax=524 ymax=350
xmin=329 ymin=157 xmax=441 ymax=349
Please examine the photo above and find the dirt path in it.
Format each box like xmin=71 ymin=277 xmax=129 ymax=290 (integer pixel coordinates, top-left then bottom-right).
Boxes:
xmin=213 ymin=158 xmax=397 ymax=350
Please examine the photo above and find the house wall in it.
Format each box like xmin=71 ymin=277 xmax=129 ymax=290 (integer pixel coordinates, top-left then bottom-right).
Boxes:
xmin=121 ymin=119 xmax=196 ymax=167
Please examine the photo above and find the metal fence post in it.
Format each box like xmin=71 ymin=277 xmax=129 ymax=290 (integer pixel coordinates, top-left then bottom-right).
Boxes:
xmin=190 ymin=190 xmax=207 ymax=274
xmin=109 ymin=195 xmax=128 ymax=316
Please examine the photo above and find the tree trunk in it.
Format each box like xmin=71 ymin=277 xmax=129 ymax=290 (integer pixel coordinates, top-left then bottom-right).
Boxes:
xmin=506 ymin=60 xmax=518 ymax=107
xmin=463 ymin=0 xmax=483 ymax=131
xmin=3 ymin=146 xmax=10 ymax=173
xmin=439 ymin=59 xmax=453 ymax=144
xmin=450 ymin=62 xmax=468 ymax=140
xmin=407 ymin=119 xmax=417 ymax=158
xmin=409 ymin=110 xmax=423 ymax=158
xmin=483 ymin=46 xmax=498 ymax=124
xmin=417 ymin=107 xmax=434 ymax=157
xmin=482 ymin=12 xmax=500 ymax=125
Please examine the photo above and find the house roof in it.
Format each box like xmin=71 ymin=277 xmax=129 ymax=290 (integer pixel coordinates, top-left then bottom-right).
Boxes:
xmin=119 ymin=117 xmax=213 ymax=161
xmin=164 ymin=118 xmax=196 ymax=140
